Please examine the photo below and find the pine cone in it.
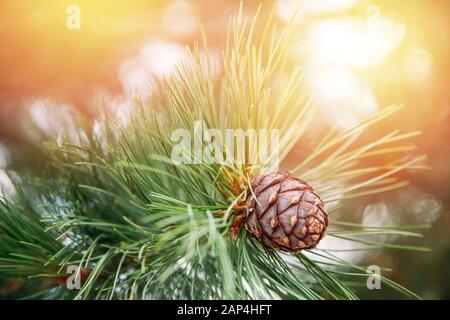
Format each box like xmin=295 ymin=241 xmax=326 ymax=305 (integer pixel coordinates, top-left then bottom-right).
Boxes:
xmin=244 ymin=171 xmax=328 ymax=252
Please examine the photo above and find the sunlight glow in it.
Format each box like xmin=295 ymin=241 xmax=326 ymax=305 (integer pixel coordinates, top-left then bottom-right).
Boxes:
xmin=163 ymin=1 xmax=197 ymax=36
xmin=118 ymin=40 xmax=186 ymax=99
xmin=305 ymin=63 xmax=378 ymax=129
xmin=277 ymin=0 xmax=359 ymax=22
xmin=309 ymin=17 xmax=405 ymax=69
xmin=403 ymin=45 xmax=433 ymax=86
xmin=297 ymin=15 xmax=406 ymax=129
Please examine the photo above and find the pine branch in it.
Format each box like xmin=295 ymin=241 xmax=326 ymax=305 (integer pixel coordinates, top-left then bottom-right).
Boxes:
xmin=0 ymin=3 xmax=429 ymax=300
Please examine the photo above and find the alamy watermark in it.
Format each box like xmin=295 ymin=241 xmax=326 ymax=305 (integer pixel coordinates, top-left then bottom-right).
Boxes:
xmin=66 ymin=265 xmax=82 ymax=290
xmin=366 ymin=265 xmax=381 ymax=290
xmin=171 ymin=121 xmax=280 ymax=172
xmin=66 ymin=4 xmax=81 ymax=30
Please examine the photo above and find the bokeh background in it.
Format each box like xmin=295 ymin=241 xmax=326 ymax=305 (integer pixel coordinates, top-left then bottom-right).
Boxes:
xmin=0 ymin=0 xmax=448 ymax=299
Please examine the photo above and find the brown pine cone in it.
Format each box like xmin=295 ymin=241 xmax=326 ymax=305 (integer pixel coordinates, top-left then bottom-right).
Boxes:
xmin=244 ymin=171 xmax=328 ymax=252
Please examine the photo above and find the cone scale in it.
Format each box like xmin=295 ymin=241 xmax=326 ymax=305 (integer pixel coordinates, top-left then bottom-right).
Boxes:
xmin=244 ymin=171 xmax=328 ymax=252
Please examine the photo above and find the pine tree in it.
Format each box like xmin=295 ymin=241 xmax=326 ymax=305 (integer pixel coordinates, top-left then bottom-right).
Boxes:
xmin=0 ymin=5 xmax=429 ymax=299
